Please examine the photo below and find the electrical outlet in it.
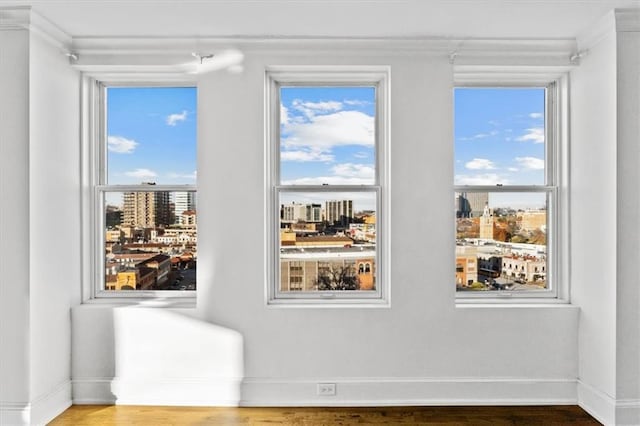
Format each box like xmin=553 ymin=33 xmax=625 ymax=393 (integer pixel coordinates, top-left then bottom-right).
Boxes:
xmin=317 ymin=383 xmax=336 ymax=396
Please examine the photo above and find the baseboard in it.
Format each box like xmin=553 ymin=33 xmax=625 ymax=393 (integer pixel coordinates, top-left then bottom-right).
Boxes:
xmin=72 ymin=377 xmax=242 ymax=406
xmin=0 ymin=381 xmax=71 ymax=426
xmin=30 ymin=380 xmax=72 ymax=425
xmin=577 ymin=380 xmax=617 ymax=426
xmin=240 ymin=377 xmax=578 ymax=407
xmin=615 ymin=399 xmax=640 ymax=426
xmin=0 ymin=402 xmax=30 ymax=426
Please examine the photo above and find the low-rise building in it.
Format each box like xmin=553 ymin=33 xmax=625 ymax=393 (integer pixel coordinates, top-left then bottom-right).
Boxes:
xmin=502 ymin=254 xmax=546 ymax=283
xmin=456 ymin=245 xmax=478 ymax=287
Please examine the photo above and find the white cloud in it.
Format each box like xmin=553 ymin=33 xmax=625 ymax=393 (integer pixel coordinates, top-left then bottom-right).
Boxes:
xmin=353 ymin=151 xmax=370 ymax=159
xmin=517 ymin=127 xmax=545 ymax=143
xmin=107 ymin=136 xmax=138 ymax=154
xmin=344 ymin=99 xmax=372 ymax=107
xmin=282 ymin=110 xmax=374 ymax=150
xmin=166 ymin=110 xmax=188 ymax=126
xmin=297 ymin=100 xmax=342 ymax=111
xmin=168 ymin=170 xmax=197 ymax=180
xmin=515 ymin=156 xmax=545 ymax=170
xmin=281 ymin=176 xmax=374 ymax=185
xmin=331 ymin=163 xmax=375 ymax=179
xmin=292 ymin=99 xmax=342 ymax=116
xmin=281 ymin=150 xmax=334 ymax=162
xmin=454 ymin=173 xmax=509 ymax=186
xmin=125 ymin=168 xmax=158 ymax=180
xmin=280 ymin=105 xmax=289 ymax=125
xmin=465 ymin=158 xmax=496 ymax=170
xmin=529 ymin=112 xmax=543 ymax=119
xmin=458 ymin=130 xmax=498 ymax=141
xmin=281 ymin=163 xmax=375 ymax=186
xmin=291 ymin=100 xmax=343 ymax=119
xmin=507 ymin=167 xmax=519 ymax=172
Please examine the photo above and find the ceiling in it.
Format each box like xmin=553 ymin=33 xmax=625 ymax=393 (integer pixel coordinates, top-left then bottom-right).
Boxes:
xmin=1 ymin=0 xmax=638 ymax=40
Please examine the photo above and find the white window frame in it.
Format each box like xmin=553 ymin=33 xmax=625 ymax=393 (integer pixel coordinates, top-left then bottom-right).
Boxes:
xmin=453 ymin=74 xmax=569 ymax=303
xmin=265 ymin=66 xmax=390 ymax=306
xmin=84 ymin=79 xmax=198 ymax=300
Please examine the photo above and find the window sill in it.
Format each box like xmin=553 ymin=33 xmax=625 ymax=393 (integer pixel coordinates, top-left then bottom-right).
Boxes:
xmin=455 ymin=299 xmax=576 ymax=309
xmin=81 ymin=296 xmax=196 ymax=309
xmin=267 ymin=298 xmax=390 ymax=309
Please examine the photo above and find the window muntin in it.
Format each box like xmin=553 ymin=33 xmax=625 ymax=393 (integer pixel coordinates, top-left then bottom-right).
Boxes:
xmin=267 ymin=69 xmax=388 ymax=304
xmin=96 ymin=85 xmax=197 ymax=296
xmin=454 ymin=86 xmax=557 ymax=298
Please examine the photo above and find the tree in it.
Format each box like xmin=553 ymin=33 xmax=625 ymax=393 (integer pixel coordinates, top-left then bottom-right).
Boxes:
xmin=315 ymin=264 xmax=360 ymax=291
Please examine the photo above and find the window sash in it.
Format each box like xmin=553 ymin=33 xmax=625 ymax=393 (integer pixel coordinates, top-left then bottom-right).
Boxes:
xmin=272 ymin=186 xmax=382 ymax=300
xmin=95 ymin=187 xmax=197 ymax=298
xmin=266 ymin=68 xmax=389 ymax=305
xmin=91 ymin=81 xmax=197 ymax=299
xmin=453 ymin=186 xmax=558 ymax=300
xmin=453 ymin=82 xmax=561 ymax=301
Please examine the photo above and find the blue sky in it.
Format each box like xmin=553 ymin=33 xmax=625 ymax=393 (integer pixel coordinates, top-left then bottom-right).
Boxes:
xmin=280 ymin=86 xmax=376 ymax=186
xmin=105 ymin=86 xmax=545 ymax=211
xmin=106 ymin=87 xmax=197 ymax=185
xmin=454 ymin=87 xmax=546 ymax=187
xmin=279 ymin=86 xmax=377 ymax=212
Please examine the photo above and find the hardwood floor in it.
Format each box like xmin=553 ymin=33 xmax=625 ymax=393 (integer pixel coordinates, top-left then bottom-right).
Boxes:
xmin=49 ymin=405 xmax=601 ymax=425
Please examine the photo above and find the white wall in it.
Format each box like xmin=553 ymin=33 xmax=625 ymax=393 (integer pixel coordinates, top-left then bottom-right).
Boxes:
xmin=0 ymin=28 xmax=31 ymax=420
xmin=0 ymin=10 xmax=79 ymax=424
xmin=615 ymin=27 xmax=640 ymax=422
xmin=27 ymin=28 xmax=79 ymax=423
xmin=72 ymin=48 xmax=579 ymax=406
xmin=571 ymin=27 xmax=618 ymax=403
xmin=570 ymin=12 xmax=640 ymax=425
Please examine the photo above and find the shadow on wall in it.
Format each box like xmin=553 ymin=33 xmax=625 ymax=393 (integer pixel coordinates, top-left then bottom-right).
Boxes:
xmin=71 ymin=304 xmax=244 ymax=406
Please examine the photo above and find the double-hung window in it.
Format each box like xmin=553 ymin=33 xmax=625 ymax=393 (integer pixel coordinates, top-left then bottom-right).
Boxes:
xmin=92 ymin=83 xmax=197 ymax=297
xmin=266 ymin=67 xmax=389 ymax=305
xmin=454 ymin=83 xmax=562 ymax=299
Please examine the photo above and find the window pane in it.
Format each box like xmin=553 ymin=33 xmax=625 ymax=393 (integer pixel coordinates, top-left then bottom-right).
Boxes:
xmin=279 ymin=191 xmax=376 ymax=292
xmin=455 ymin=192 xmax=548 ymax=291
xmin=106 ymin=87 xmax=197 ymax=185
xmin=454 ymin=88 xmax=545 ymax=186
xmin=280 ymin=86 xmax=376 ymax=185
xmin=104 ymin=191 xmax=197 ymax=291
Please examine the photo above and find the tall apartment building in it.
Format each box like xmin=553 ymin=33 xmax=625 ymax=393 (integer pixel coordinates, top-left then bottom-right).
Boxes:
xmin=281 ymin=202 xmax=322 ymax=224
xmin=456 ymin=192 xmax=489 ymax=218
xmin=174 ymin=191 xmax=196 ymax=224
xmin=122 ymin=189 xmax=171 ymax=228
xmin=325 ymin=199 xmax=353 ymax=226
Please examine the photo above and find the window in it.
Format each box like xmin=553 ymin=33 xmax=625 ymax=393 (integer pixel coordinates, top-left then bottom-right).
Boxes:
xmin=266 ymin=67 xmax=389 ymax=304
xmin=454 ymin=85 xmax=560 ymax=299
xmin=94 ymin=84 xmax=197 ymax=297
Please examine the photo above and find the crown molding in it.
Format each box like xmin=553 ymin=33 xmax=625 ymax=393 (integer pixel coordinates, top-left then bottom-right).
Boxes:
xmin=577 ymin=8 xmax=640 ymax=52
xmin=449 ymin=38 xmax=576 ymax=66
xmin=0 ymin=6 xmax=72 ymax=51
xmin=615 ymin=8 xmax=640 ymax=32
xmin=576 ymin=10 xmax=616 ymax=52
xmin=70 ymin=36 xmax=576 ymax=72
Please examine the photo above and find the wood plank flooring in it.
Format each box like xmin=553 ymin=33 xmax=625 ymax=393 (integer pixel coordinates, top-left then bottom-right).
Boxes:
xmin=49 ymin=405 xmax=601 ymax=425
